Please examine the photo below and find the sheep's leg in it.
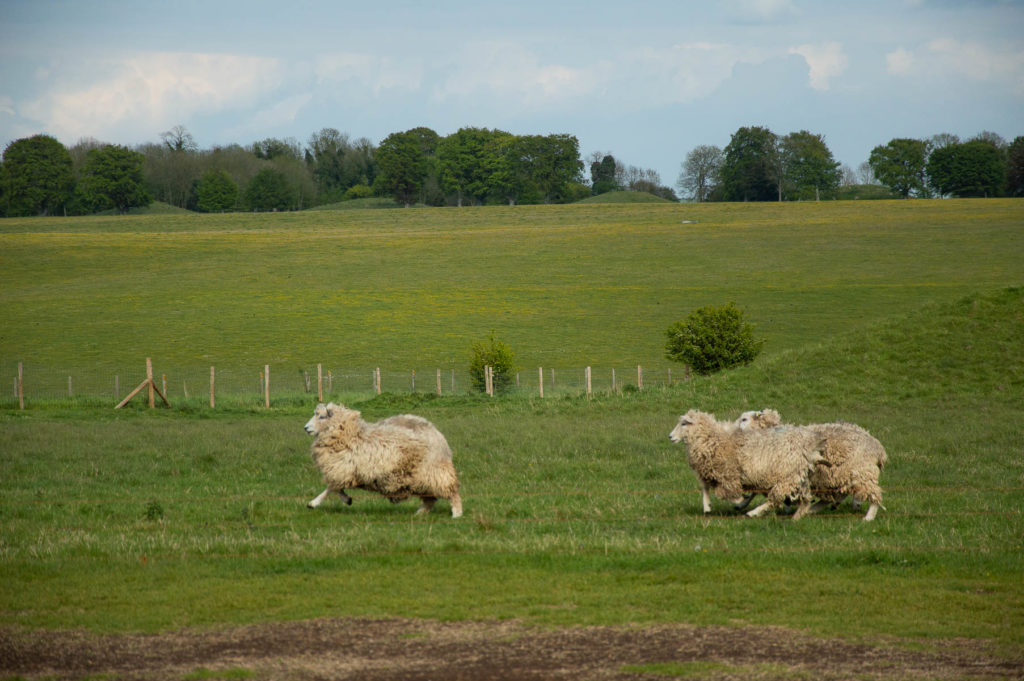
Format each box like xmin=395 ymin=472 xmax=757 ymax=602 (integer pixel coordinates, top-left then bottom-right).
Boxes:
xmin=733 ymin=493 xmax=756 ymax=511
xmin=448 ymin=492 xmax=463 ymax=519
xmin=792 ymin=500 xmax=814 ymax=520
xmin=809 ymin=500 xmax=830 ymax=514
xmin=415 ymin=496 xmax=437 ymax=515
xmin=746 ymin=501 xmax=774 ymax=518
xmin=700 ymin=482 xmax=712 ymax=514
xmin=308 ymin=487 xmax=352 ymax=508
xmin=863 ymin=503 xmax=880 ymax=522
xmin=307 ymin=487 xmax=331 ymax=508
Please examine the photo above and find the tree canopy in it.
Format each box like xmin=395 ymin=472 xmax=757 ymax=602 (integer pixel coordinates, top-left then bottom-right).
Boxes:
xmin=869 ymin=138 xmax=930 ymax=198
xmin=927 ymin=139 xmax=1006 ymax=197
xmin=720 ymin=126 xmax=778 ymax=202
xmin=77 ymin=145 xmax=151 ymax=214
xmin=1 ymin=134 xmax=75 ymax=217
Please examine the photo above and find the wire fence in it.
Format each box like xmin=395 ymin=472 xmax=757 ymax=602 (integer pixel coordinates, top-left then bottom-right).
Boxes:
xmin=3 ymin=359 xmax=687 ymax=408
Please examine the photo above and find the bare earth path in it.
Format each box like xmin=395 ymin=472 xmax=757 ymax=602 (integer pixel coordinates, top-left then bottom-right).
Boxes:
xmin=2 ymin=618 xmax=1021 ymax=680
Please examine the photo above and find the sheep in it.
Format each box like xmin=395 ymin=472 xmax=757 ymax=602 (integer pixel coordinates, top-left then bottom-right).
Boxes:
xmin=735 ymin=409 xmax=887 ymax=521
xmin=668 ymin=409 xmax=829 ymax=520
xmin=304 ymin=403 xmax=463 ymax=518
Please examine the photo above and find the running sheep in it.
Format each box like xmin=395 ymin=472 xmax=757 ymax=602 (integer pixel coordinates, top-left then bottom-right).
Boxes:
xmin=735 ymin=409 xmax=887 ymax=521
xmin=668 ymin=409 xmax=829 ymax=520
xmin=304 ymin=403 xmax=463 ymax=518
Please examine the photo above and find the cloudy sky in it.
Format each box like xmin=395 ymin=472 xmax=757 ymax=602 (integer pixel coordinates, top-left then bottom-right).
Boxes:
xmin=2 ymin=0 xmax=1022 ymax=188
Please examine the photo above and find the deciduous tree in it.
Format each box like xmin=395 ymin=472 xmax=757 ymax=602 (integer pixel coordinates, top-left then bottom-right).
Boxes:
xmin=677 ymin=145 xmax=722 ymax=202
xmin=1006 ymin=136 xmax=1024 ymax=197
xmin=195 ymin=168 xmax=238 ymax=212
xmin=77 ymin=145 xmax=150 ymax=213
xmin=868 ymin=138 xmax=929 ymax=198
xmin=926 ymin=139 xmax=1006 ymax=197
xmin=720 ymin=126 xmax=778 ymax=202
xmin=780 ymin=130 xmax=840 ymax=201
xmin=375 ymin=130 xmax=428 ymax=207
xmin=0 ymin=134 xmax=75 ymax=216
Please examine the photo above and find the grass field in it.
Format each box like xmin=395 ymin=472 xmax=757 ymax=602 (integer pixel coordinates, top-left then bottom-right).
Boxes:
xmin=1 ymin=200 xmax=1023 ymax=676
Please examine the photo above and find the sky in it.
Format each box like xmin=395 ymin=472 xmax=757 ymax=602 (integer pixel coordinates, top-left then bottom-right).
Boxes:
xmin=1 ymin=0 xmax=1022 ymax=189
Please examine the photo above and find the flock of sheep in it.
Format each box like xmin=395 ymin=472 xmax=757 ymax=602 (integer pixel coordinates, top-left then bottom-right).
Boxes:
xmin=303 ymin=403 xmax=886 ymax=522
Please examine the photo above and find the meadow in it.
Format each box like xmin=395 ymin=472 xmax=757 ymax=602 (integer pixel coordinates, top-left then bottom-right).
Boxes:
xmin=1 ymin=200 xmax=1023 ymax=678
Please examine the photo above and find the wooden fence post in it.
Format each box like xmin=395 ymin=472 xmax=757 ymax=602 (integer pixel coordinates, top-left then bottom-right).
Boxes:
xmin=317 ymin=363 xmax=323 ymax=402
xmin=585 ymin=366 xmax=592 ymax=396
xmin=115 ymin=375 xmax=120 ymax=400
xmin=264 ymin=364 xmax=270 ymax=408
xmin=637 ymin=365 xmax=643 ymax=390
xmin=412 ymin=369 xmax=416 ymax=392
xmin=210 ymin=366 xmax=215 ymax=408
xmin=375 ymin=368 xmax=381 ymax=394
xmin=538 ymin=367 xmax=544 ymax=398
xmin=18 ymin=362 xmax=24 ymax=410
xmin=436 ymin=368 xmax=442 ymax=396
xmin=147 ymin=358 xmax=155 ymax=408
xmin=611 ymin=368 xmax=616 ymax=392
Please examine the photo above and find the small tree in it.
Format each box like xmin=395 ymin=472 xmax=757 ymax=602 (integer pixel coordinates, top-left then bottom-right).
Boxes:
xmin=665 ymin=303 xmax=764 ymax=375
xmin=469 ymin=332 xmax=518 ymax=394
xmin=195 ymin=168 xmax=238 ymax=212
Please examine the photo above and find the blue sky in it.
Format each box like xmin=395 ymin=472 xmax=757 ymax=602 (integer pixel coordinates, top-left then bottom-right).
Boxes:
xmin=2 ymin=0 xmax=1022 ymax=188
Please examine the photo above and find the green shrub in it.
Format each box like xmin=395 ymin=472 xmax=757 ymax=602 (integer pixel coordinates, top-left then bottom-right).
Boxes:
xmin=664 ymin=302 xmax=764 ymax=375
xmin=469 ymin=332 xmax=518 ymax=393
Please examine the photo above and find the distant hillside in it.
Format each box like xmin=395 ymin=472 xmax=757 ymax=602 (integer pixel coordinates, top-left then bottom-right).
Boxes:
xmin=577 ymin=190 xmax=673 ymax=204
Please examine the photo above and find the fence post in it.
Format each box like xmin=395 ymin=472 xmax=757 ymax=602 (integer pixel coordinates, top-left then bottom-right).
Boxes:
xmin=115 ymin=375 xmax=120 ymax=400
xmin=585 ymin=366 xmax=592 ymax=396
xmin=68 ymin=375 xmax=73 ymax=398
xmin=264 ymin=364 xmax=270 ymax=408
xmin=147 ymin=358 xmax=155 ymax=408
xmin=375 ymin=368 xmax=381 ymax=394
xmin=538 ymin=367 xmax=544 ymax=398
xmin=317 ymin=363 xmax=323 ymax=402
xmin=612 ymin=368 xmax=616 ymax=392
xmin=18 ymin=362 xmax=24 ymax=410
xmin=436 ymin=368 xmax=442 ymax=396
xmin=637 ymin=365 xmax=643 ymax=390
xmin=412 ymin=369 xmax=416 ymax=392
xmin=210 ymin=366 xmax=215 ymax=409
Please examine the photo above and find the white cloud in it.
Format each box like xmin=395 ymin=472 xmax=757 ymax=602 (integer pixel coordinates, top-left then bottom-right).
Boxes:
xmin=885 ymin=39 xmax=1024 ymax=94
xmin=21 ymin=52 xmax=284 ymax=143
xmin=886 ymin=48 xmax=915 ymax=76
xmin=227 ymin=92 xmax=314 ymax=139
xmin=315 ymin=52 xmax=423 ymax=96
xmin=433 ymin=42 xmax=596 ymax=110
xmin=789 ymin=42 xmax=849 ymax=90
xmin=725 ymin=0 xmax=799 ymax=23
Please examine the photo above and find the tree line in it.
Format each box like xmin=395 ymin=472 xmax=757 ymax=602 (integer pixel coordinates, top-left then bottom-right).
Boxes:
xmin=2 ymin=123 xmax=1021 ymax=217
xmin=678 ymin=126 xmax=1024 ymax=203
xmin=0 ymin=125 xmax=678 ymax=217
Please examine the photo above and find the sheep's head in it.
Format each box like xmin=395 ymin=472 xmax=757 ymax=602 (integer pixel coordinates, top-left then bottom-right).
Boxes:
xmin=669 ymin=409 xmax=715 ymax=443
xmin=305 ymin=402 xmax=361 ymax=437
xmin=735 ymin=409 xmax=782 ymax=431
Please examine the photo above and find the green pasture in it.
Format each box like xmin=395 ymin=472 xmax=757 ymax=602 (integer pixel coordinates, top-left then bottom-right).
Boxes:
xmin=0 ymin=201 xmax=1023 ymax=656
xmin=1 ymin=199 xmax=1021 ymax=394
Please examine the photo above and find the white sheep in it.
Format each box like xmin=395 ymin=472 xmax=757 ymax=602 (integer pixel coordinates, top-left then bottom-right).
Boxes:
xmin=668 ymin=409 xmax=828 ymax=520
xmin=304 ymin=403 xmax=463 ymax=518
xmin=735 ymin=409 xmax=887 ymax=521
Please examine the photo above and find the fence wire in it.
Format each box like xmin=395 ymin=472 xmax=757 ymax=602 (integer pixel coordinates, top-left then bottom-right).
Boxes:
xmin=2 ymin=361 xmax=684 ymax=406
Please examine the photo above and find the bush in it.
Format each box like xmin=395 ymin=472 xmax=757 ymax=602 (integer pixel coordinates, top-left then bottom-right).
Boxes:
xmin=665 ymin=303 xmax=764 ymax=375
xmin=469 ymin=332 xmax=518 ymax=393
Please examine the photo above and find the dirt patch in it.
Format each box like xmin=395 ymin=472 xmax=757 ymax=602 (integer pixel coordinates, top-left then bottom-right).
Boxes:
xmin=1 ymin=618 xmax=1021 ymax=680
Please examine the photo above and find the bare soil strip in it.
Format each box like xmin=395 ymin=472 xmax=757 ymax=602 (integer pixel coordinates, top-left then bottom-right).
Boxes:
xmin=2 ymin=618 xmax=1021 ymax=680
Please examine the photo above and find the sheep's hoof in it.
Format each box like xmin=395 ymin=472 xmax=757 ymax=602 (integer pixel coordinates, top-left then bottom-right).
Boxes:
xmin=344 ymin=497 xmax=353 ymax=506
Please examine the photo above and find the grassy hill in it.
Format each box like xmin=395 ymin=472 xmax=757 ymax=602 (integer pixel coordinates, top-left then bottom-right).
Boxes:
xmin=1 ymin=199 xmax=1021 ymax=401
xmin=0 ymin=288 xmax=1021 ymax=646
xmin=577 ymin=189 xmax=672 ymax=203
